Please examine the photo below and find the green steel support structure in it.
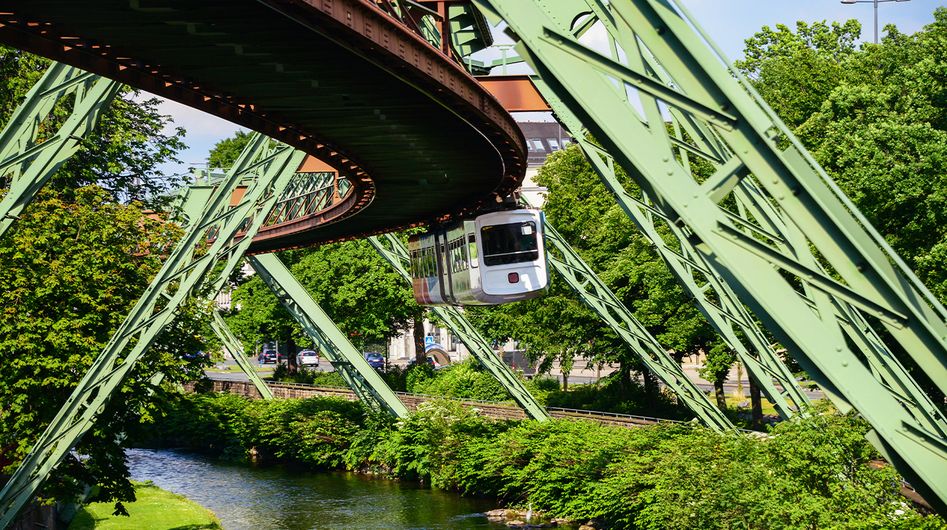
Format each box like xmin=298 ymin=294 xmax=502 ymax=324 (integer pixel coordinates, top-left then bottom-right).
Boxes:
xmin=541 ymin=222 xmax=734 ymax=431
xmin=524 ymin=98 xmax=809 ymax=420
xmin=247 ymin=253 xmax=410 ymax=418
xmin=210 ymin=310 xmax=275 ymax=400
xmin=478 ymin=0 xmax=947 ymax=511
xmin=368 ymin=233 xmax=550 ymax=421
xmin=0 ymin=63 xmax=120 ymax=239
xmin=0 ymin=133 xmax=306 ymax=526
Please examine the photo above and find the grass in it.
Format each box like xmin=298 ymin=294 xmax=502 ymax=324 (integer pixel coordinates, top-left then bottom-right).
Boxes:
xmin=68 ymin=481 xmax=221 ymax=530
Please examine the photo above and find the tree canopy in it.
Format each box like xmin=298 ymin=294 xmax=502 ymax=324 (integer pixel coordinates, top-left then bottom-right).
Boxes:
xmin=0 ymin=50 xmax=206 ymax=512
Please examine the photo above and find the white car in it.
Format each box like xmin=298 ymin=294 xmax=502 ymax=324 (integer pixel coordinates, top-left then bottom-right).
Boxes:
xmin=297 ymin=350 xmax=319 ymax=367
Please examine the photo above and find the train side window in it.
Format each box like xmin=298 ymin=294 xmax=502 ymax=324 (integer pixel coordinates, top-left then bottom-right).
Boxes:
xmin=468 ymin=234 xmax=478 ymax=267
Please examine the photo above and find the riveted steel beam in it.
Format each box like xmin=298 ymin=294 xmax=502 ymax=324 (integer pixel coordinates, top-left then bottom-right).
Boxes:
xmin=0 ymin=62 xmax=120 ymax=239
xmin=524 ymin=88 xmax=809 ymax=420
xmin=0 ymin=133 xmax=305 ymax=526
xmin=540 ymin=222 xmax=735 ymax=431
xmin=477 ymin=0 xmax=947 ymax=512
xmin=368 ymin=233 xmax=550 ymax=421
xmin=209 ymin=310 xmax=274 ymax=400
xmin=247 ymin=253 xmax=409 ymax=418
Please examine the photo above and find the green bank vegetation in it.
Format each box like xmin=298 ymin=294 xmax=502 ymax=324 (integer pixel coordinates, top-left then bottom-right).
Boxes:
xmin=68 ymin=481 xmax=221 ymax=530
xmin=139 ymin=393 xmax=943 ymax=530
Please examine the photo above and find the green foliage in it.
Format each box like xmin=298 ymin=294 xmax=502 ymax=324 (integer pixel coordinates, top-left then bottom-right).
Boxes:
xmin=0 ymin=47 xmax=186 ymax=207
xmin=225 ymin=239 xmax=420 ymax=354
xmin=407 ymin=359 xmax=512 ymax=402
xmin=0 ymin=186 xmax=210 ymax=504
xmin=271 ymin=365 xmax=347 ymax=388
xmin=542 ymin=375 xmax=691 ymax=420
xmin=207 ymin=130 xmax=253 ymax=170
xmin=738 ymin=9 xmax=947 ymax=309
xmin=144 ymin=394 xmax=942 ymax=529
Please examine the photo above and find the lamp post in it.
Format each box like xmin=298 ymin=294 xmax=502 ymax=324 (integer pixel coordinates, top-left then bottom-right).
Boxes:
xmin=840 ymin=0 xmax=912 ymax=44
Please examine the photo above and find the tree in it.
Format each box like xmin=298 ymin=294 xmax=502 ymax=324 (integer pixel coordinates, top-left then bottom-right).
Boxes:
xmin=289 ymin=240 xmax=422 ymax=352
xmin=0 ymin=187 xmax=210 ymax=510
xmin=207 ymin=130 xmax=253 ymax=170
xmin=0 ymin=49 xmax=202 ymax=514
xmin=737 ymin=8 xmax=947 ymax=400
xmin=0 ymin=46 xmax=187 ymax=207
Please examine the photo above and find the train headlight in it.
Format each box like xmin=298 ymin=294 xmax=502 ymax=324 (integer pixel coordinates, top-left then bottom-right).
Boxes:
xmin=508 ymin=272 xmax=520 ymax=283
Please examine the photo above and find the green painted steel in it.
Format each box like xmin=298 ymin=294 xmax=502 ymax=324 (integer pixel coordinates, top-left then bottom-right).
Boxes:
xmin=210 ymin=310 xmax=275 ymax=400
xmin=0 ymin=133 xmax=305 ymax=526
xmin=368 ymin=233 xmax=550 ymax=422
xmin=0 ymin=62 xmax=120 ymax=239
xmin=477 ymin=0 xmax=947 ymax=511
xmin=541 ymin=222 xmax=734 ymax=431
xmin=523 ymin=90 xmax=809 ymax=420
xmin=247 ymin=253 xmax=410 ymax=418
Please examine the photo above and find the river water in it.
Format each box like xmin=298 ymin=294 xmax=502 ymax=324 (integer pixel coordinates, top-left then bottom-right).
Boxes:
xmin=127 ymin=448 xmax=513 ymax=530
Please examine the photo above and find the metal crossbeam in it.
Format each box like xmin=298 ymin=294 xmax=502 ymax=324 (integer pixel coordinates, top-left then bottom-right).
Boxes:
xmin=0 ymin=133 xmax=305 ymax=526
xmin=524 ymin=90 xmax=809 ymax=420
xmin=209 ymin=310 xmax=274 ymax=400
xmin=368 ymin=233 xmax=550 ymax=421
xmin=0 ymin=62 xmax=120 ymax=239
xmin=541 ymin=222 xmax=734 ymax=431
xmin=247 ymin=253 xmax=409 ymax=418
xmin=478 ymin=0 xmax=947 ymax=511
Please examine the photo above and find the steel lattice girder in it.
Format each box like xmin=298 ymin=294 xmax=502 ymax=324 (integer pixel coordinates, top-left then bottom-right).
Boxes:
xmin=210 ymin=311 xmax=275 ymax=400
xmin=0 ymin=62 xmax=120 ymax=239
xmin=0 ymin=133 xmax=305 ymax=526
xmin=367 ymin=233 xmax=550 ymax=421
xmin=525 ymin=88 xmax=809 ymax=420
xmin=539 ymin=220 xmax=735 ymax=431
xmin=476 ymin=0 xmax=947 ymax=512
xmin=247 ymin=253 xmax=410 ymax=418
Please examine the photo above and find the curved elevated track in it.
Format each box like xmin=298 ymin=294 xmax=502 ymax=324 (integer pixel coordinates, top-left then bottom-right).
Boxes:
xmin=0 ymin=0 xmax=526 ymax=251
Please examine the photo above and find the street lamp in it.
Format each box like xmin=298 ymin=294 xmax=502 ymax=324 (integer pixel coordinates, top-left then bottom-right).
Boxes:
xmin=840 ymin=0 xmax=912 ymax=44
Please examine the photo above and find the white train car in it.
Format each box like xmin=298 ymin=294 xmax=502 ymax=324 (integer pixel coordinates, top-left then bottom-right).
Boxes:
xmin=408 ymin=209 xmax=549 ymax=305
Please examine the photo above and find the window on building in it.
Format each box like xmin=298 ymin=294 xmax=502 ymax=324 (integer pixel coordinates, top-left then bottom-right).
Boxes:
xmin=547 ymin=138 xmax=560 ymax=151
xmin=531 ymin=139 xmax=545 ymax=151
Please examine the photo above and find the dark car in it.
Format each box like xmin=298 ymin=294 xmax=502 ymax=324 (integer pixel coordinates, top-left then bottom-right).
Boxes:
xmin=364 ymin=352 xmax=385 ymax=371
xmin=258 ymin=350 xmax=278 ymax=364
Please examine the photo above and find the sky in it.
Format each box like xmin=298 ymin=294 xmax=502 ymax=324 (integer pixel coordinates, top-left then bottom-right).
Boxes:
xmin=153 ymin=0 xmax=940 ymax=178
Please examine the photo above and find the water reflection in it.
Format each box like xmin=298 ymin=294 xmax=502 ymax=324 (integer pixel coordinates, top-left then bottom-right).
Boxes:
xmin=127 ymin=448 xmax=506 ymax=530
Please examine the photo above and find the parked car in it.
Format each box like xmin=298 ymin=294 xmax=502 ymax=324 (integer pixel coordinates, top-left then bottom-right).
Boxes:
xmin=407 ymin=355 xmax=441 ymax=369
xmin=297 ymin=349 xmax=319 ymax=368
xmin=258 ymin=349 xmax=278 ymax=364
xmin=364 ymin=352 xmax=385 ymax=371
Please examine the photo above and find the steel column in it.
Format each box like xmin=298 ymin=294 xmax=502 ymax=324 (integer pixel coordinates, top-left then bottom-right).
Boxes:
xmin=368 ymin=233 xmax=550 ymax=421
xmin=209 ymin=310 xmax=274 ymax=400
xmin=0 ymin=133 xmax=305 ymax=526
xmin=0 ymin=62 xmax=120 ymax=239
xmin=523 ymin=90 xmax=809 ymax=419
xmin=248 ymin=253 xmax=409 ymax=418
xmin=541 ymin=222 xmax=735 ymax=431
xmin=477 ymin=0 xmax=947 ymax=511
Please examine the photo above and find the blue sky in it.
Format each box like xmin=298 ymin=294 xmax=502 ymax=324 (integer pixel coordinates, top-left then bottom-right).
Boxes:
xmin=155 ymin=0 xmax=939 ymax=177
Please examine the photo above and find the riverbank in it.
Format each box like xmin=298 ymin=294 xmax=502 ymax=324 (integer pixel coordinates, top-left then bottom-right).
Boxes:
xmin=135 ymin=392 xmax=943 ymax=529
xmin=68 ymin=481 xmax=221 ymax=530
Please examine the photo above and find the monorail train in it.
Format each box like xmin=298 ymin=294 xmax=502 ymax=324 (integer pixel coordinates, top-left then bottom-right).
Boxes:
xmin=408 ymin=209 xmax=549 ymax=305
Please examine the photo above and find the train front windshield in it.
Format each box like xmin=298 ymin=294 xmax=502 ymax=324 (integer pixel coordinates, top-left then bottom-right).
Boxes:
xmin=481 ymin=221 xmax=539 ymax=266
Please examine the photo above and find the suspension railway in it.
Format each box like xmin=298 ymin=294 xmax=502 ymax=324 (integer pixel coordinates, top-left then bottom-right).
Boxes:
xmin=0 ymin=0 xmax=945 ymax=524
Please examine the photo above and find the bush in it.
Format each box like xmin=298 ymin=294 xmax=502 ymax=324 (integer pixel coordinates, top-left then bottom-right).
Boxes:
xmin=139 ymin=394 xmax=942 ymax=529
xmin=270 ymin=365 xmax=347 ymax=387
xmin=407 ymin=359 xmax=513 ymax=402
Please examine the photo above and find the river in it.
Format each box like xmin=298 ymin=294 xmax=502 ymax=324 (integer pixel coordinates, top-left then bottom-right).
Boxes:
xmin=127 ymin=448 xmax=516 ymax=529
